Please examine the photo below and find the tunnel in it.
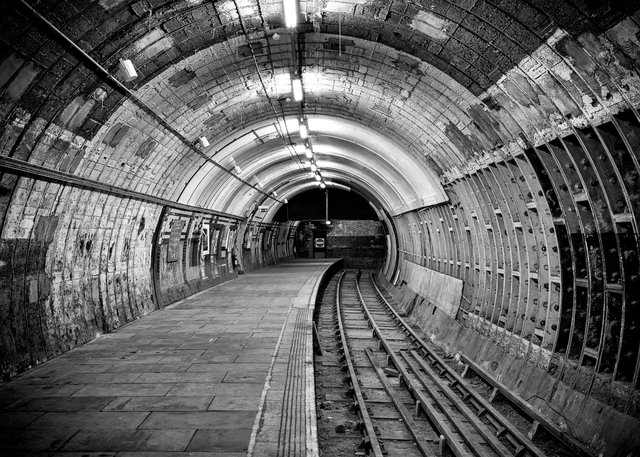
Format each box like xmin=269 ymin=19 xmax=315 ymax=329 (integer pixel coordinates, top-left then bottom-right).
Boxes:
xmin=0 ymin=0 xmax=640 ymax=454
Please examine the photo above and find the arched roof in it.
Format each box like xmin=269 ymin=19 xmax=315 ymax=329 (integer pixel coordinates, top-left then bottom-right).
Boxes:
xmin=1 ymin=0 xmax=639 ymax=219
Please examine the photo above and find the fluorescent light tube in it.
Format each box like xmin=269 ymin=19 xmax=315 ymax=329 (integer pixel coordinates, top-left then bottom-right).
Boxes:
xmin=292 ymin=77 xmax=303 ymax=101
xmin=119 ymin=59 xmax=138 ymax=81
xmin=283 ymin=0 xmax=297 ymax=28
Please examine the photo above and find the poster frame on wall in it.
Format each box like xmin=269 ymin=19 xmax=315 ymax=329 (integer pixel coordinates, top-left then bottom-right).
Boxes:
xmin=201 ymin=222 xmax=210 ymax=255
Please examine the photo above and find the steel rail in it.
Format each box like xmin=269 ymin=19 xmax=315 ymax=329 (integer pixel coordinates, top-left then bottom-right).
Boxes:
xmin=370 ymin=273 xmax=593 ymax=457
xmin=402 ymin=350 xmax=517 ymax=457
xmin=406 ymin=347 xmax=546 ymax=457
xmin=354 ymin=274 xmax=473 ymax=457
xmin=334 ymin=271 xmax=385 ymax=457
xmin=459 ymin=354 xmax=595 ymax=457
xmin=364 ymin=347 xmax=438 ymax=457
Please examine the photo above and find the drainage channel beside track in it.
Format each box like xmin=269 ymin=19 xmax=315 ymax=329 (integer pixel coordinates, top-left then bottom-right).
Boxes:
xmin=314 ymin=269 xmax=595 ymax=457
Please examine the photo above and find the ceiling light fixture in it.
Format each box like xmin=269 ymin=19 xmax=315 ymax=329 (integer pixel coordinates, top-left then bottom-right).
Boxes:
xmin=315 ymin=174 xmax=322 ymax=181
xmin=198 ymin=136 xmax=210 ymax=148
xmin=299 ymin=123 xmax=308 ymax=139
xmin=292 ymin=77 xmax=303 ymax=101
xmin=230 ymin=157 xmax=242 ymax=174
xmin=283 ymin=0 xmax=298 ymax=28
xmin=325 ymin=188 xmax=331 ymax=224
xmin=119 ymin=59 xmax=138 ymax=81
xmin=305 ymin=147 xmax=313 ymax=159
xmin=320 ymin=182 xmax=326 ymax=189
xmin=310 ymin=163 xmax=317 ymax=172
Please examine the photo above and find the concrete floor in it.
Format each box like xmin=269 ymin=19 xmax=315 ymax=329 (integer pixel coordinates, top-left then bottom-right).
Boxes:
xmin=0 ymin=259 xmax=337 ymax=456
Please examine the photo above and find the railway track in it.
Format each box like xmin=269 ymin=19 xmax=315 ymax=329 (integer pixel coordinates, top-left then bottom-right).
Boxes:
xmin=315 ymin=269 xmax=594 ymax=457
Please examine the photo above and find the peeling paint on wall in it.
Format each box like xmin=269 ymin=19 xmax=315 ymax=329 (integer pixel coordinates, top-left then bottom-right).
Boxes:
xmin=58 ymin=96 xmax=96 ymax=132
xmin=443 ymin=122 xmax=478 ymax=160
xmin=555 ymin=37 xmax=598 ymax=75
xmin=410 ymin=11 xmax=450 ymax=41
xmin=467 ymin=104 xmax=508 ymax=148
xmin=1 ymin=61 xmax=40 ymax=101
xmin=133 ymin=29 xmax=174 ymax=60
xmin=134 ymin=29 xmax=166 ymax=53
xmin=98 ymin=0 xmax=128 ymax=10
xmin=606 ymin=17 xmax=640 ymax=60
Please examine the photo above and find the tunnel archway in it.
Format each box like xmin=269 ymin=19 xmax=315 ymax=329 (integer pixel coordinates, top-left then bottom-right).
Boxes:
xmin=1 ymin=1 xmax=640 ymax=453
xmin=272 ymin=187 xmax=389 ymax=268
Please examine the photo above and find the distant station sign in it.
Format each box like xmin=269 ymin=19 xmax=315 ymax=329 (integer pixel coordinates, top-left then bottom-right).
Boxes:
xmin=314 ymin=238 xmax=325 ymax=249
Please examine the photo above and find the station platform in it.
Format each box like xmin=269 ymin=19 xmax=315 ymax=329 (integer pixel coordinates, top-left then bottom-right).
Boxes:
xmin=0 ymin=259 xmax=341 ymax=457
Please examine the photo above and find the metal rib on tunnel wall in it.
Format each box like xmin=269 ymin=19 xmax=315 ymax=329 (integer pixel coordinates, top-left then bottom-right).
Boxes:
xmin=0 ymin=186 xmax=162 ymax=378
xmin=151 ymin=209 xmax=296 ymax=308
xmin=381 ymin=109 xmax=640 ymax=452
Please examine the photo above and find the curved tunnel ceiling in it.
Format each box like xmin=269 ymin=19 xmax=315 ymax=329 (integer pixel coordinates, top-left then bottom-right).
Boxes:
xmin=178 ymin=115 xmax=447 ymax=216
xmin=3 ymin=0 xmax=637 ymax=224
xmin=3 ymin=3 xmax=640 ymax=450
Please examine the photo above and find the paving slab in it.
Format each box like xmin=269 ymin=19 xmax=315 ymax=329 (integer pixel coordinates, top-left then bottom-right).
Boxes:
xmin=103 ymin=395 xmax=214 ymax=412
xmin=4 ymin=396 xmax=115 ymax=412
xmin=0 ymin=428 xmax=77 ymax=453
xmin=117 ymin=453 xmax=243 ymax=457
xmin=28 ymin=411 xmax=150 ymax=429
xmin=208 ymin=395 xmax=262 ymax=411
xmin=0 ymin=259 xmax=338 ymax=456
xmin=0 ymin=411 xmax=44 ymax=428
xmin=72 ymin=382 xmax=173 ymax=397
xmin=62 ymin=429 xmax=195 ymax=452
xmin=187 ymin=428 xmax=253 ymax=451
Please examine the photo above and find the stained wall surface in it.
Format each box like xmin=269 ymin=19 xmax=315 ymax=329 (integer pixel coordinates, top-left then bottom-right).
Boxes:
xmin=1 ymin=0 xmax=640 ymax=454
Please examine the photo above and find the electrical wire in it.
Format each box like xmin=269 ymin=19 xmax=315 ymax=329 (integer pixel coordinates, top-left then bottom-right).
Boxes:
xmin=231 ymin=0 xmax=308 ymax=172
xmin=17 ymin=0 xmax=283 ymax=204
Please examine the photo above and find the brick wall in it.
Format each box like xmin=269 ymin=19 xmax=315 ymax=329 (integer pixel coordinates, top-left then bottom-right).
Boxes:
xmin=325 ymin=220 xmax=386 ymax=269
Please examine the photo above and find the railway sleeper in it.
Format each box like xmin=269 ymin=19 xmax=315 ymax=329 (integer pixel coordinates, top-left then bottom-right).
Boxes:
xmin=444 ymin=367 xmax=546 ymax=457
xmin=358 ymin=435 xmax=388 ymax=455
xmin=362 ymin=273 xmax=551 ymax=457
xmin=459 ymin=354 xmax=595 ymax=457
xmin=403 ymin=351 xmax=513 ymax=457
xmin=365 ymin=348 xmax=439 ymax=457
xmin=488 ymin=387 xmax=501 ymax=403
xmin=389 ymin=360 xmax=475 ymax=457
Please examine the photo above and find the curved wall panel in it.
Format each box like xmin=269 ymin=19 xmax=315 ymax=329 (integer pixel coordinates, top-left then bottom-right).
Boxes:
xmin=381 ymin=111 xmax=640 ymax=455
